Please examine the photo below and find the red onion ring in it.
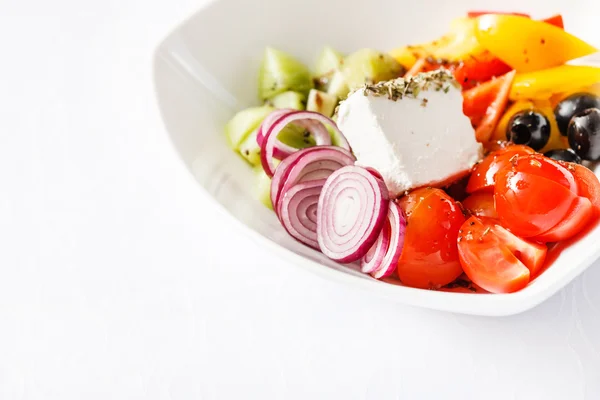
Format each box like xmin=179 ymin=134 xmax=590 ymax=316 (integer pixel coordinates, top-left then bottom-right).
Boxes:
xmin=317 ymin=165 xmax=390 ymax=263
xmin=278 ymin=179 xmax=326 ymax=250
xmin=257 ymin=109 xmax=333 ymax=161
xmin=271 ymin=146 xmax=356 ymax=211
xmin=370 ymin=202 xmax=406 ymax=279
xmin=260 ymin=110 xmax=351 ymax=177
xmin=361 ymin=222 xmax=391 ymax=274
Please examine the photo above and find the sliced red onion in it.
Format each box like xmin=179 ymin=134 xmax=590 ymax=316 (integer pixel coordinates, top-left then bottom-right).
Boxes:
xmin=370 ymin=202 xmax=406 ymax=279
xmin=317 ymin=165 xmax=390 ymax=263
xmin=272 ymin=146 xmax=355 ymax=211
xmin=256 ymin=109 xmax=291 ymax=145
xmin=278 ymin=179 xmax=326 ymax=250
xmin=260 ymin=110 xmax=351 ymax=177
xmin=365 ymin=167 xmax=384 ymax=181
xmin=361 ymin=222 xmax=391 ymax=274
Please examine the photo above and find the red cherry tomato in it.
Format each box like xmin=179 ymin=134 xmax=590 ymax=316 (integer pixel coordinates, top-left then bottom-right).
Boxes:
xmin=457 ymin=217 xmax=547 ymax=293
xmin=563 ymin=162 xmax=600 ymax=214
xmin=453 ymin=51 xmax=512 ymax=90
xmin=462 ymin=192 xmax=498 ymax=218
xmin=509 ymin=154 xmax=578 ymax=192
xmin=494 ymin=171 xmax=578 ymax=237
xmin=397 ymin=188 xmax=465 ymax=289
xmin=462 ymin=70 xmax=516 ymax=142
xmin=466 ymin=145 xmax=535 ymax=193
xmin=534 ymin=197 xmax=593 ymax=242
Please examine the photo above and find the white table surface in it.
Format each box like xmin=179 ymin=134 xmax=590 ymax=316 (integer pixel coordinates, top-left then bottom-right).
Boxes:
xmin=2 ymin=1 xmax=600 ymax=398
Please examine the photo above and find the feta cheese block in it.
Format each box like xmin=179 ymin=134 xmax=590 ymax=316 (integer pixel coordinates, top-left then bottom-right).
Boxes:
xmin=336 ymin=70 xmax=483 ymax=197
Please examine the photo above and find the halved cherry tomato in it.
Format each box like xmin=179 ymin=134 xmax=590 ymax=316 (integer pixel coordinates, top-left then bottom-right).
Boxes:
xmin=462 ymin=70 xmax=516 ymax=142
xmin=466 ymin=144 xmax=535 ymax=193
xmin=462 ymin=192 xmax=497 ymax=218
xmin=494 ymin=171 xmax=578 ymax=237
xmin=458 ymin=217 xmax=546 ymax=293
xmin=509 ymin=154 xmax=578 ymax=193
xmin=397 ymin=188 xmax=465 ymax=289
xmin=561 ymin=162 xmax=600 ymax=213
xmin=534 ymin=197 xmax=593 ymax=242
xmin=491 ymin=223 xmax=547 ymax=275
xmin=453 ymin=51 xmax=511 ymax=90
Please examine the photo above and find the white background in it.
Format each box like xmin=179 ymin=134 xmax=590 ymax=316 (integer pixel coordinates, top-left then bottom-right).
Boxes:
xmin=2 ymin=0 xmax=600 ymax=399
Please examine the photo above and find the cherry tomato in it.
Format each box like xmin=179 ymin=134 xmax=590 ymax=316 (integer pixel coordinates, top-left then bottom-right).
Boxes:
xmin=466 ymin=144 xmax=535 ymax=193
xmin=458 ymin=217 xmax=547 ymax=293
xmin=562 ymin=162 xmax=600 ymax=213
xmin=534 ymin=197 xmax=593 ymax=242
xmin=453 ymin=51 xmax=511 ymax=90
xmin=495 ymin=171 xmax=578 ymax=237
xmin=397 ymin=188 xmax=465 ymax=289
xmin=462 ymin=192 xmax=498 ymax=218
xmin=508 ymin=154 xmax=578 ymax=192
xmin=463 ymin=70 xmax=516 ymax=142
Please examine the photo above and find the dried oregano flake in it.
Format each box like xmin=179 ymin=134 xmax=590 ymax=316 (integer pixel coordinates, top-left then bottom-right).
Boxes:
xmin=352 ymin=69 xmax=460 ymax=102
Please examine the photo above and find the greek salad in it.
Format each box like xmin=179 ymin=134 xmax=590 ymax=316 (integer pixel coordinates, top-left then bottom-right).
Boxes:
xmin=224 ymin=12 xmax=600 ymax=294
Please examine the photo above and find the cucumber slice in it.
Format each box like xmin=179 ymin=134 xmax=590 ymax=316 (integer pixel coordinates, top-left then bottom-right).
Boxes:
xmin=239 ymin=129 xmax=261 ymax=166
xmin=306 ymin=89 xmax=338 ymax=118
xmin=268 ymin=91 xmax=306 ymax=110
xmin=314 ymin=47 xmax=344 ymax=77
xmin=313 ymin=47 xmax=344 ymax=92
xmin=258 ymin=47 xmax=313 ymax=100
xmin=224 ymin=105 xmax=274 ymax=150
xmin=254 ymin=166 xmax=273 ymax=210
xmin=238 ymin=123 xmax=315 ymax=167
xmin=327 ymin=70 xmax=350 ymax=99
xmin=341 ymin=49 xmax=404 ymax=91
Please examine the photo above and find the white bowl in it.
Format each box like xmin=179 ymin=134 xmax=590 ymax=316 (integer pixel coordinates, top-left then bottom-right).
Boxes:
xmin=152 ymin=0 xmax=600 ymax=316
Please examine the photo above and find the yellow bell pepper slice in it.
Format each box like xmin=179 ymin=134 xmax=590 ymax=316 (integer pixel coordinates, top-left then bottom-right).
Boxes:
xmin=476 ymin=15 xmax=597 ymax=72
xmin=493 ymin=100 xmax=566 ymax=152
xmin=510 ymin=65 xmax=600 ymax=100
xmin=389 ymin=17 xmax=483 ymax=66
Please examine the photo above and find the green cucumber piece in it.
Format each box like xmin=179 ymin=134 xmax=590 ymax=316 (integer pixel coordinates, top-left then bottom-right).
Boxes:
xmin=268 ymin=91 xmax=306 ymax=110
xmin=306 ymin=89 xmax=338 ymax=118
xmin=327 ymin=70 xmax=350 ymax=99
xmin=341 ymin=49 xmax=404 ymax=91
xmin=258 ymin=47 xmax=313 ymax=100
xmin=254 ymin=166 xmax=273 ymax=210
xmin=238 ymin=123 xmax=315 ymax=167
xmin=239 ymin=129 xmax=261 ymax=166
xmin=224 ymin=105 xmax=274 ymax=150
xmin=314 ymin=47 xmax=344 ymax=77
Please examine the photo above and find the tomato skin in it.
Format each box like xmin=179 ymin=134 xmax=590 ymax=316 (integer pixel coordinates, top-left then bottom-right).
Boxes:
xmin=466 ymin=145 xmax=535 ymax=193
xmin=534 ymin=197 xmax=593 ymax=242
xmin=494 ymin=171 xmax=578 ymax=237
xmin=562 ymin=162 xmax=600 ymax=214
xmin=457 ymin=217 xmax=532 ymax=293
xmin=397 ymin=188 xmax=465 ymax=289
xmin=453 ymin=51 xmax=511 ymax=90
xmin=509 ymin=154 xmax=578 ymax=192
xmin=462 ymin=70 xmax=516 ymax=142
xmin=462 ymin=192 xmax=498 ymax=218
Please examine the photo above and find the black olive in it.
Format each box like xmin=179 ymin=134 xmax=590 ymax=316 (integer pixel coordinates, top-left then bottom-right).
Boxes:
xmin=568 ymin=108 xmax=600 ymax=161
xmin=506 ymin=111 xmax=550 ymax=151
xmin=543 ymin=148 xmax=582 ymax=164
xmin=554 ymin=93 xmax=600 ymax=136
